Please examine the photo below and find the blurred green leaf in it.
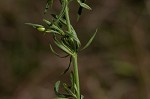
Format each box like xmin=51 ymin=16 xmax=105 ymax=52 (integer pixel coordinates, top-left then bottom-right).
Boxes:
xmin=51 ymin=25 xmax=65 ymax=35
xmin=77 ymin=0 xmax=91 ymax=10
xmin=46 ymin=29 xmax=61 ymax=35
xmin=51 ymin=14 xmax=67 ymax=26
xmin=43 ymin=19 xmax=51 ymax=26
xmin=77 ymin=0 xmax=86 ymax=21
xmin=25 ymin=23 xmax=43 ymax=28
xmin=65 ymin=31 xmax=80 ymax=45
xmin=43 ymin=19 xmax=65 ymax=35
xmin=80 ymin=3 xmax=91 ymax=10
xmin=53 ymin=36 xmax=73 ymax=55
xmin=25 ymin=23 xmax=46 ymax=32
xmin=54 ymin=0 xmax=67 ymax=24
xmin=70 ymin=26 xmax=81 ymax=48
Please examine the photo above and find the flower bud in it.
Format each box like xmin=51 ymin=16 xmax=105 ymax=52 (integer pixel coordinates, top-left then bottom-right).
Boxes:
xmin=37 ymin=27 xmax=45 ymax=32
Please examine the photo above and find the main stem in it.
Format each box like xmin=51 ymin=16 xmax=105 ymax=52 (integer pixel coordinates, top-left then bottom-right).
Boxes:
xmin=73 ymin=53 xmax=80 ymax=99
xmin=65 ymin=1 xmax=80 ymax=99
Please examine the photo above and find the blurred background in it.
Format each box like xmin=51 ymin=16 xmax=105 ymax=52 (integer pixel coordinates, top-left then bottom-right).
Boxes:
xmin=0 ymin=0 xmax=150 ymax=99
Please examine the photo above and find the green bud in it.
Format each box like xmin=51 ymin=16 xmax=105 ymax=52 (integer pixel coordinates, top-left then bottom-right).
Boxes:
xmin=37 ymin=27 xmax=45 ymax=32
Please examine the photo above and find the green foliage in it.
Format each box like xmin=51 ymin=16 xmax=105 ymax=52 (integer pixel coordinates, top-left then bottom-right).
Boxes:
xmin=26 ymin=0 xmax=96 ymax=98
xmin=77 ymin=0 xmax=91 ymax=10
xmin=81 ymin=29 xmax=98 ymax=51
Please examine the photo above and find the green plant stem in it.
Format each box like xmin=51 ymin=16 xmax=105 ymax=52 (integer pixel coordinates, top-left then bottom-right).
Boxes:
xmin=65 ymin=1 xmax=80 ymax=98
xmin=72 ymin=53 xmax=80 ymax=99
xmin=65 ymin=0 xmax=72 ymax=32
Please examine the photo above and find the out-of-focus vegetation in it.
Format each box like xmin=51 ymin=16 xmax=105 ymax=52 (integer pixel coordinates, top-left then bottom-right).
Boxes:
xmin=0 ymin=0 xmax=150 ymax=99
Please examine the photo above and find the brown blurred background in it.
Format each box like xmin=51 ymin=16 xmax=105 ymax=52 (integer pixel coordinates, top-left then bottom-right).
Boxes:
xmin=0 ymin=0 xmax=150 ymax=99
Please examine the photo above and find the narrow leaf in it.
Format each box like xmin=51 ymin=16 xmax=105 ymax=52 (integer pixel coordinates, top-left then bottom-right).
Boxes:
xmin=80 ymin=3 xmax=91 ymax=10
xmin=65 ymin=31 xmax=80 ymax=44
xmin=25 ymin=23 xmax=43 ymax=28
xmin=51 ymin=14 xmax=67 ymax=26
xmin=53 ymin=36 xmax=73 ymax=55
xmin=54 ymin=0 xmax=67 ymax=24
xmin=46 ymin=29 xmax=61 ymax=35
xmin=61 ymin=39 xmax=74 ymax=53
xmin=77 ymin=0 xmax=86 ymax=21
xmin=81 ymin=29 xmax=98 ymax=51
xmin=51 ymin=26 xmax=65 ymax=35
xmin=49 ymin=44 xmax=69 ymax=58
xmin=77 ymin=0 xmax=91 ymax=10
xmin=61 ymin=56 xmax=72 ymax=75
xmin=43 ymin=19 xmax=51 ymax=26
xmin=70 ymin=26 xmax=81 ymax=48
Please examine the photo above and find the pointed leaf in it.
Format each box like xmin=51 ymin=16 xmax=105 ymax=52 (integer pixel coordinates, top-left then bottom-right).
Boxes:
xmin=25 ymin=23 xmax=46 ymax=32
xmin=80 ymin=3 xmax=91 ymax=10
xmin=77 ymin=0 xmax=91 ymax=10
xmin=25 ymin=23 xmax=43 ymax=28
xmin=81 ymin=29 xmax=98 ymax=51
xmin=46 ymin=29 xmax=61 ymax=35
xmin=51 ymin=26 xmax=65 ymax=35
xmin=43 ymin=19 xmax=51 ymax=26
